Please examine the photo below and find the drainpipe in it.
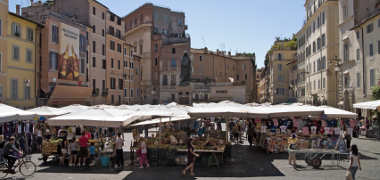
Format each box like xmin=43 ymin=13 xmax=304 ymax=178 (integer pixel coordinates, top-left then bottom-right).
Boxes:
xmin=361 ymin=27 xmax=366 ymax=97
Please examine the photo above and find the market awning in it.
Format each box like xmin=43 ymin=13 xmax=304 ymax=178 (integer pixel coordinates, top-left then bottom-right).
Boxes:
xmin=317 ymin=106 xmax=357 ymax=119
xmin=48 ymin=85 xmax=92 ymax=106
xmin=27 ymin=106 xmax=68 ymax=117
xmin=353 ymin=100 xmax=380 ymax=110
xmin=130 ymin=115 xmax=191 ymax=127
xmin=0 ymin=103 xmax=36 ymax=122
xmin=47 ymin=107 xmax=138 ymax=128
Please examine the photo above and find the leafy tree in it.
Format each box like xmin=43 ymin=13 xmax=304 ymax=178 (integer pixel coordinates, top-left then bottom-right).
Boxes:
xmin=372 ymin=86 xmax=380 ymax=100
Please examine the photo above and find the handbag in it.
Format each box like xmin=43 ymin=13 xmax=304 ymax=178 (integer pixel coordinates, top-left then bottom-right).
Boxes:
xmin=345 ymin=170 xmax=353 ymax=180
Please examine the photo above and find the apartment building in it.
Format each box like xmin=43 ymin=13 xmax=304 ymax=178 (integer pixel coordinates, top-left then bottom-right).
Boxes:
xmin=267 ymin=40 xmax=297 ymax=104
xmin=123 ymin=3 xmax=190 ymax=104
xmin=52 ymin=0 xmax=108 ymax=105
xmin=23 ymin=4 xmax=91 ymax=107
xmin=105 ymin=11 xmax=124 ymax=105
xmin=0 ymin=0 xmax=8 ymax=103
xmin=6 ymin=9 xmax=41 ymax=109
xmin=288 ymin=59 xmax=298 ymax=102
xmin=297 ymin=0 xmax=339 ymax=106
xmin=338 ymin=0 xmax=380 ymax=111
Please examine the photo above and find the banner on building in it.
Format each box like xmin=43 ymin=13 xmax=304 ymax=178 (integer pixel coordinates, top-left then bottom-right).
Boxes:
xmin=58 ymin=23 xmax=80 ymax=81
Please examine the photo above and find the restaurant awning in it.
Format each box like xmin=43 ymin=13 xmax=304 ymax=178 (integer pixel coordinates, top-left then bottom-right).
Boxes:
xmin=48 ymin=85 xmax=92 ymax=106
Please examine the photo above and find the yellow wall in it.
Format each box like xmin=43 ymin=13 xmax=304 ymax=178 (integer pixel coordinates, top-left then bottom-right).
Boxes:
xmin=0 ymin=0 xmax=8 ymax=102
xmin=6 ymin=13 xmax=38 ymax=108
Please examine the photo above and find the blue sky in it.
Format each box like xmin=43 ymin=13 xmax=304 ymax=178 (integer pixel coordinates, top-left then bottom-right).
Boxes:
xmin=10 ymin=0 xmax=306 ymax=67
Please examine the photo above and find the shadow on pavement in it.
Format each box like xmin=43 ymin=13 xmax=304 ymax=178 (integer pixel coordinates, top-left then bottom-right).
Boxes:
xmin=122 ymin=144 xmax=284 ymax=180
xmin=36 ymin=166 xmax=123 ymax=174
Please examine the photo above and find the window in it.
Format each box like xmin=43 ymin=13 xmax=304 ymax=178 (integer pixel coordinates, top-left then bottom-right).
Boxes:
xmin=245 ymin=74 xmax=247 ymax=80
xmin=378 ymin=18 xmax=380 ymax=27
xmin=116 ymin=30 xmax=121 ymax=39
xmin=27 ymin=28 xmax=33 ymax=41
xmin=118 ymin=60 xmax=121 ymax=69
xmin=12 ymin=23 xmax=21 ymax=37
xmin=102 ymin=59 xmax=106 ymax=69
xmin=278 ymin=53 xmax=282 ymax=60
xmin=277 ymin=64 xmax=282 ymax=71
xmin=108 ymin=26 xmax=114 ymax=36
xmin=170 ymin=74 xmax=176 ymax=86
xmin=13 ymin=46 xmax=20 ymax=60
xmin=102 ymin=80 xmax=106 ymax=90
xmin=357 ymin=73 xmax=361 ymax=88
xmin=102 ymin=29 xmax=105 ymax=37
xmin=378 ymin=41 xmax=380 ymax=54
xmin=11 ymin=79 xmax=18 ymax=100
xmin=110 ymin=41 xmax=115 ymax=50
xmin=154 ymin=57 xmax=158 ymax=66
xmin=343 ymin=6 xmax=348 ymax=18
xmin=102 ymin=12 xmax=105 ymax=19
xmin=111 ymin=95 xmax=114 ymax=104
xmin=24 ymin=84 xmax=31 ymax=100
xmin=111 ymin=59 xmax=114 ymax=68
xmin=0 ymin=19 xmax=2 ymax=36
xmin=80 ymin=59 xmax=85 ymax=73
xmin=367 ymin=23 xmax=374 ymax=33
xmin=356 ymin=48 xmax=360 ymax=61
xmin=344 ymin=75 xmax=350 ymax=88
xmin=26 ymin=49 xmax=32 ymax=63
xmin=92 ymin=7 xmax=96 ymax=15
xmin=139 ymin=44 xmax=143 ymax=55
xmin=117 ymin=44 xmax=122 ymax=53
xmin=49 ymin=52 xmax=58 ymax=70
xmin=356 ymin=31 xmax=360 ymax=39
xmin=92 ymin=79 xmax=96 ymax=89
xmin=118 ymin=79 xmax=123 ymax=90
xmin=236 ymin=75 xmax=240 ymax=81
xmin=344 ymin=43 xmax=349 ymax=61
xmin=130 ymin=89 xmax=134 ymax=97
xmin=52 ymin=25 xmax=59 ymax=43
xmin=313 ymin=21 xmax=315 ymax=33
xmin=313 ymin=61 xmax=316 ymax=72
xmin=172 ymin=48 xmax=176 ymax=54
xmin=154 ymin=44 xmax=158 ymax=52
xmin=200 ymin=55 xmax=202 ymax=61
xmin=92 ymin=41 xmax=96 ymax=53
xmin=171 ymin=58 xmax=176 ymax=68
xmin=322 ymin=78 xmax=326 ymax=89
xmin=0 ymin=86 xmax=3 ymax=98
xmin=92 ymin=57 xmax=96 ymax=67
xmin=162 ymin=75 xmax=168 ymax=85
xmin=110 ymin=78 xmax=116 ymax=89
xmin=0 ymin=53 xmax=2 ymax=72
xmin=313 ymin=41 xmax=316 ymax=52
xmin=317 ymin=37 xmax=321 ymax=50
xmin=370 ymin=69 xmax=375 ymax=87
xmin=318 ymin=79 xmax=321 ymax=89
xmin=124 ymin=88 xmax=128 ymax=97
xmin=79 ymin=35 xmax=86 ymax=51
xmin=369 ymin=43 xmax=374 ymax=57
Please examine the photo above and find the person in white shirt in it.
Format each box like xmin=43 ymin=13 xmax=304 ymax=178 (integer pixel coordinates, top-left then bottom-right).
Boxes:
xmin=114 ymin=133 xmax=124 ymax=168
xmin=348 ymin=144 xmax=361 ymax=180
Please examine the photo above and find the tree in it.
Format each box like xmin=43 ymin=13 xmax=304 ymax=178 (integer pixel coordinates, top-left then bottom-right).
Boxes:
xmin=372 ymin=86 xmax=380 ymax=100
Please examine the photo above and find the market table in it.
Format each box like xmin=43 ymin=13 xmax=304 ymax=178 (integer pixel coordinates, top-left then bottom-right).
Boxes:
xmin=177 ymin=147 xmax=226 ymax=167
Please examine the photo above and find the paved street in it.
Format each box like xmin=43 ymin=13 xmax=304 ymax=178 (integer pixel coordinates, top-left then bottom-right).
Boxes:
xmin=1 ymin=137 xmax=379 ymax=180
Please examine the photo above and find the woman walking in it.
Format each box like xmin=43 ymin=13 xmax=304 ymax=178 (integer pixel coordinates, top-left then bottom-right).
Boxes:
xmin=182 ymin=138 xmax=199 ymax=176
xmin=288 ymin=133 xmax=298 ymax=167
xmin=348 ymin=144 xmax=361 ymax=180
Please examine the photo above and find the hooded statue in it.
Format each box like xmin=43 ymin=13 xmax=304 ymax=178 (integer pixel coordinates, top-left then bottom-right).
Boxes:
xmin=180 ymin=53 xmax=192 ymax=85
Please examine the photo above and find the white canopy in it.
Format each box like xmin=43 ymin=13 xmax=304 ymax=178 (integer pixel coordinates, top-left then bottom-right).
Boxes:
xmin=0 ymin=103 xmax=35 ymax=122
xmin=130 ymin=115 xmax=191 ymax=127
xmin=47 ymin=107 xmax=138 ymax=128
xmin=317 ymin=106 xmax=357 ymax=119
xmin=264 ymin=104 xmax=324 ymax=118
xmin=353 ymin=100 xmax=380 ymax=110
xmin=58 ymin=104 xmax=90 ymax=114
xmin=189 ymin=101 xmax=250 ymax=117
xmin=27 ymin=106 xmax=68 ymax=117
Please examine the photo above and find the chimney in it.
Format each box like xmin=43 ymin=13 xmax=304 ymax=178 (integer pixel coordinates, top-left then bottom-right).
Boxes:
xmin=16 ymin=4 xmax=21 ymax=15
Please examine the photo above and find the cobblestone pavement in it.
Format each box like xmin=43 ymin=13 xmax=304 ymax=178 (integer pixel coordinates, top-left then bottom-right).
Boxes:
xmin=3 ymin=137 xmax=379 ymax=180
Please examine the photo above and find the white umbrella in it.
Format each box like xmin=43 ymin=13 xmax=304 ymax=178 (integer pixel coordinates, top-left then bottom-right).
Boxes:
xmin=58 ymin=104 xmax=89 ymax=114
xmin=0 ymin=103 xmax=35 ymax=122
xmin=353 ymin=100 xmax=380 ymax=110
xmin=28 ymin=106 xmax=68 ymax=117
xmin=318 ymin=106 xmax=357 ymax=119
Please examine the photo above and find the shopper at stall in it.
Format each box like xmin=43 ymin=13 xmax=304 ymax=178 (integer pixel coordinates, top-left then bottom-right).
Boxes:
xmin=114 ymin=133 xmax=124 ymax=169
xmin=288 ymin=133 xmax=297 ymax=167
xmin=348 ymin=144 xmax=361 ymax=180
xmin=88 ymin=142 xmax=97 ymax=166
xmin=336 ymin=132 xmax=347 ymax=153
xmin=344 ymin=131 xmax=352 ymax=150
xmin=0 ymin=135 xmax=5 ymax=162
xmin=182 ymin=138 xmax=199 ymax=176
xmin=232 ymin=123 xmax=240 ymax=144
xmin=138 ymin=138 xmax=149 ymax=168
xmin=69 ymin=138 xmax=79 ymax=167
xmin=247 ymin=120 xmax=256 ymax=149
xmin=78 ymin=132 xmax=89 ymax=167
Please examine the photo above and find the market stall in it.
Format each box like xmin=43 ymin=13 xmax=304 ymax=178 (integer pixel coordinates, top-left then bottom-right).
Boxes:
xmin=353 ymin=100 xmax=380 ymax=138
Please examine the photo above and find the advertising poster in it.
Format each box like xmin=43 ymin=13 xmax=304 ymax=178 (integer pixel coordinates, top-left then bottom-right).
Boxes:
xmin=58 ymin=23 xmax=80 ymax=81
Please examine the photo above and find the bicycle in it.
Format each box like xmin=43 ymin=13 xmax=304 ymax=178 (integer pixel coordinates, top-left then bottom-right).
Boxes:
xmin=0 ymin=154 xmax=37 ymax=178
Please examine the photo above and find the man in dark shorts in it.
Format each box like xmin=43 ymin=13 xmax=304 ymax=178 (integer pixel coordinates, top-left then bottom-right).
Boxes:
xmin=78 ymin=132 xmax=89 ymax=167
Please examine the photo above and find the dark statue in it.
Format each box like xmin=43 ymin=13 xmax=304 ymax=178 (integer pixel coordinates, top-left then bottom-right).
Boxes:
xmin=180 ymin=53 xmax=192 ymax=85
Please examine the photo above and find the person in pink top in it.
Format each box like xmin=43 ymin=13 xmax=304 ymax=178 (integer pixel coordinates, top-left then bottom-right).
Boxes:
xmin=79 ymin=132 xmax=89 ymax=167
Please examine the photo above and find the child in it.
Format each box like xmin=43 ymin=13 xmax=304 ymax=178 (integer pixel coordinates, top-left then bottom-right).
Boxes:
xmin=88 ymin=143 xmax=97 ymax=166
